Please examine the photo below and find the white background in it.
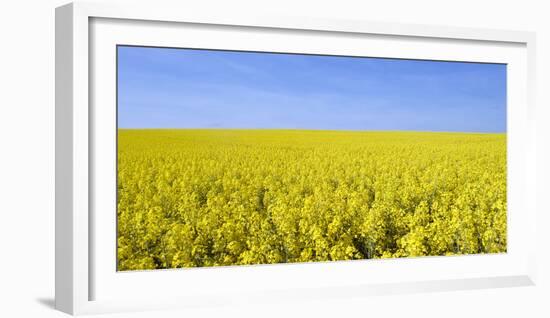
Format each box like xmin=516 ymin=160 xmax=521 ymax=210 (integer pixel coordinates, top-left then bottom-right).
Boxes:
xmin=0 ymin=0 xmax=548 ymax=317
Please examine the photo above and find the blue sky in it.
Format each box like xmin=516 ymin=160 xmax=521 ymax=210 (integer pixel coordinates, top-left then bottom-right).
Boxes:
xmin=118 ymin=46 xmax=506 ymax=133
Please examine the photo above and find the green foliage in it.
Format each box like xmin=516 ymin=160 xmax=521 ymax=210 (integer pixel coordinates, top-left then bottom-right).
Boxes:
xmin=117 ymin=129 xmax=507 ymax=270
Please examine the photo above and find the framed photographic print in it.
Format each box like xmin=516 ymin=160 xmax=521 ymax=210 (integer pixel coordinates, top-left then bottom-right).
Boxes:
xmin=55 ymin=1 xmax=537 ymax=315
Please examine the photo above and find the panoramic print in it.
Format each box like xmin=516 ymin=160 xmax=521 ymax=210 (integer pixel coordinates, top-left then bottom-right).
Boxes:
xmin=116 ymin=46 xmax=507 ymax=271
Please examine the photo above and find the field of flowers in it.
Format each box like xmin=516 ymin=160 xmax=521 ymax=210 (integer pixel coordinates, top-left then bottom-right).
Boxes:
xmin=117 ymin=129 xmax=506 ymax=271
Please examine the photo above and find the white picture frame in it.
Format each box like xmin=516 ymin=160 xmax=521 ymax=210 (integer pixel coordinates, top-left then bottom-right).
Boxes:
xmin=55 ymin=1 xmax=537 ymax=315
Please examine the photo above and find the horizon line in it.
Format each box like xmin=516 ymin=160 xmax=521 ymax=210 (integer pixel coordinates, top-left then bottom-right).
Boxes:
xmin=117 ymin=128 xmax=506 ymax=134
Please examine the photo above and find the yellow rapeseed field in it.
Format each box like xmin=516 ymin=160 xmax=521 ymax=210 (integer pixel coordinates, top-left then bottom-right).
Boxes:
xmin=117 ymin=129 xmax=506 ymax=271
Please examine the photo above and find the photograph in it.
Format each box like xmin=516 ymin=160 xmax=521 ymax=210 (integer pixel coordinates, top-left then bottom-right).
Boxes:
xmin=116 ymin=45 xmax=507 ymax=271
